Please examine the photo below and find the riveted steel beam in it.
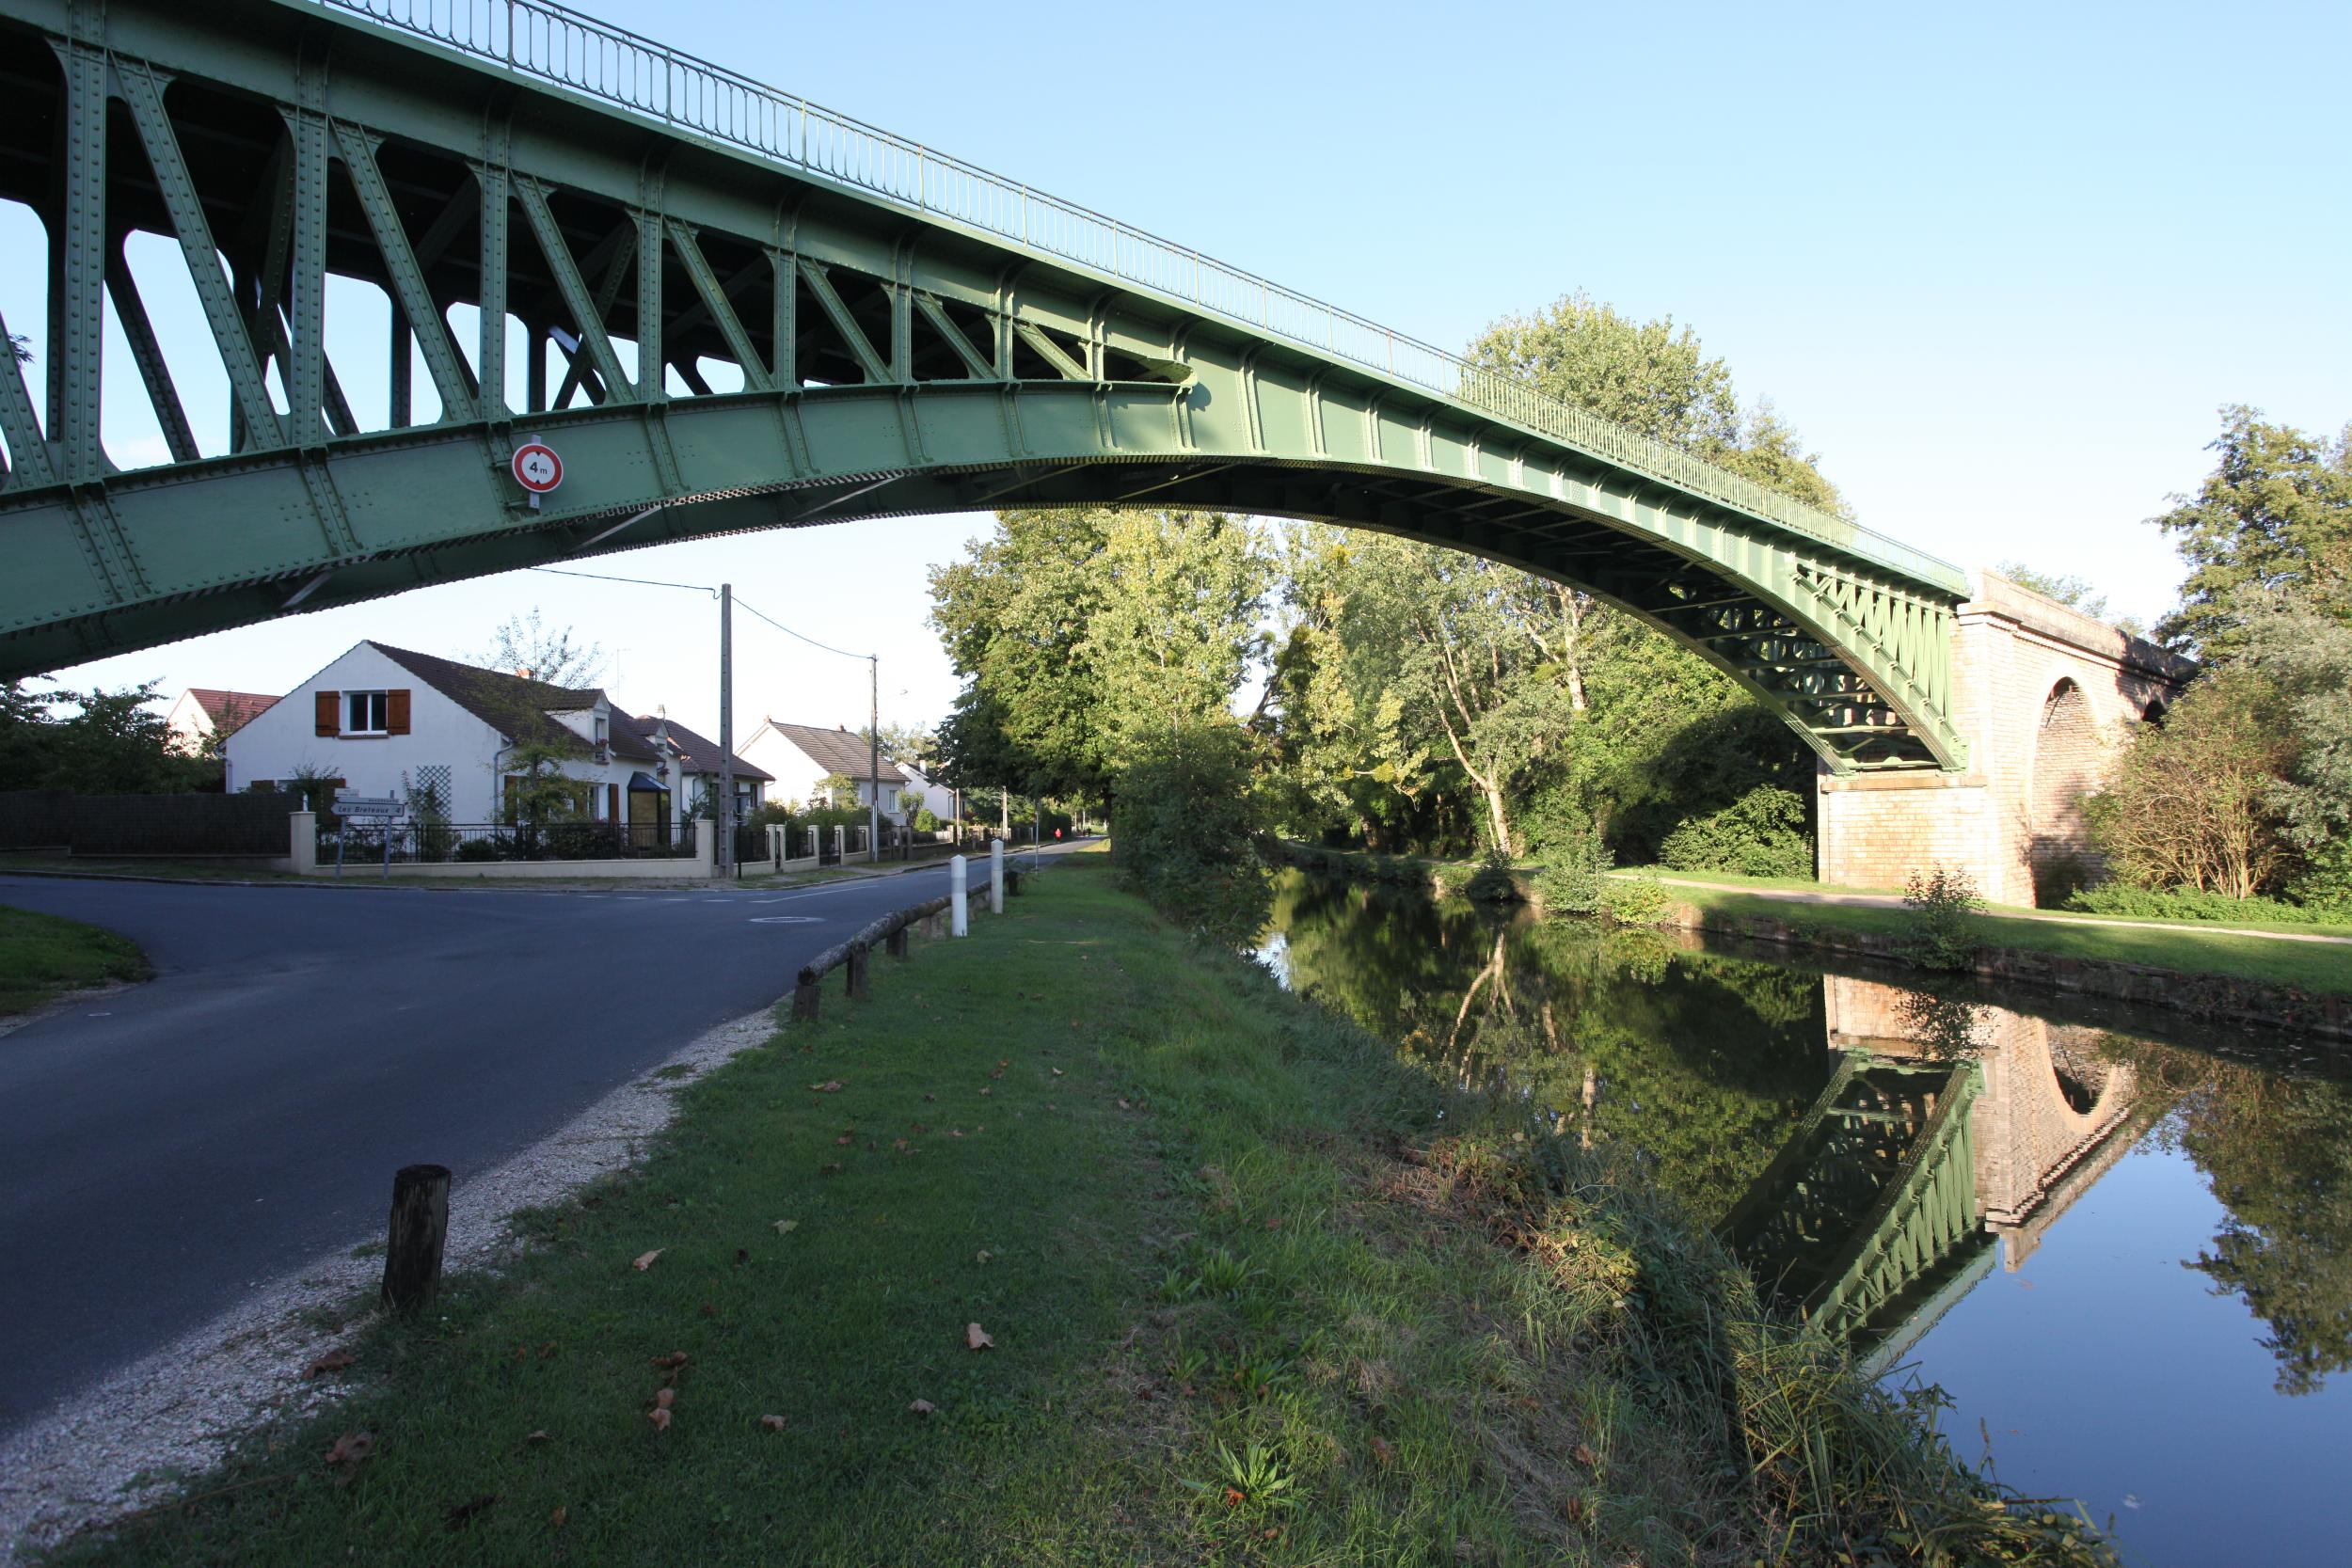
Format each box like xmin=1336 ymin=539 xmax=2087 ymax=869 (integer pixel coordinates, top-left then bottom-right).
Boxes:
xmin=0 ymin=0 xmax=1977 ymax=772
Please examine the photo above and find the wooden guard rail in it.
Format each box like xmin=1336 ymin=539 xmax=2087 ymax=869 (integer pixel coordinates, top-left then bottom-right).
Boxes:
xmin=790 ymin=864 xmax=1025 ymax=1021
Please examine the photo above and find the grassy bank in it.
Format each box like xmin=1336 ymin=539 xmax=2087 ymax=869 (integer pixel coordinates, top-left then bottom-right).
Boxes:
xmin=1670 ymin=883 xmax=2352 ymax=998
xmin=56 ymin=860 xmax=2106 ymax=1566
xmin=0 ymin=906 xmax=148 ymax=1019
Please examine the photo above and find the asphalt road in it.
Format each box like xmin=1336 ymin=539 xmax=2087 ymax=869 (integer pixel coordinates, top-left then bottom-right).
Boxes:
xmin=0 ymin=850 xmax=1067 ymax=1433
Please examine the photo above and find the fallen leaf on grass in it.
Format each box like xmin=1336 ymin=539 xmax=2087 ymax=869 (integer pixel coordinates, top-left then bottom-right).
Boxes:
xmin=948 ymin=1130 xmax=964 ymax=1140
xmin=1565 ymin=1495 xmax=1588 ymax=1527
xmin=444 ymin=1494 xmax=498 ymax=1530
xmin=1571 ymin=1443 xmax=1597 ymax=1469
xmin=893 ymin=1138 xmax=909 ymax=1151
xmin=305 ymin=1349 xmax=355 ymax=1379
xmin=807 ymin=1080 xmax=845 ymax=1092
xmin=631 ymin=1249 xmax=663 ymax=1272
xmin=965 ymin=1323 xmax=994 ymax=1351
xmin=908 ymin=1399 xmax=937 ymax=1417
xmin=549 ymin=1505 xmax=567 ymax=1531
xmin=647 ymin=1408 xmax=671 ymax=1432
xmin=324 ymin=1432 xmax=374 ymax=1469
xmin=978 ymin=1087 xmax=992 ymax=1097
xmin=976 ymin=1249 xmax=992 ymax=1264
xmin=923 ymin=1093 xmax=937 ymax=1102
xmin=1050 ymin=1068 xmax=1065 ymax=1078
xmin=652 ymin=1351 xmax=690 ymax=1370
xmin=996 ymin=1058 xmax=1009 ymax=1069
xmin=773 ymin=1219 xmax=798 ymax=1234
xmin=524 ymin=1430 xmax=550 ymax=1446
xmin=654 ymin=1388 xmax=675 ymax=1411
xmin=834 ymin=1133 xmax=853 ymax=1146
xmin=1222 ymin=1486 xmax=1245 ymax=1507
xmin=759 ymin=1414 xmax=787 ymax=1432
xmin=1370 ymin=1435 xmax=1394 ymax=1465
xmin=820 ymin=1162 xmax=843 ymax=1175
xmin=539 ymin=1341 xmax=558 ymax=1359
xmin=1117 ymin=1099 xmax=1131 ymax=1111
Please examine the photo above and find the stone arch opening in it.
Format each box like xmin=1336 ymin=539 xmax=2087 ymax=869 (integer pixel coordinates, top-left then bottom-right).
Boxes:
xmin=2027 ymin=678 xmax=2103 ymax=907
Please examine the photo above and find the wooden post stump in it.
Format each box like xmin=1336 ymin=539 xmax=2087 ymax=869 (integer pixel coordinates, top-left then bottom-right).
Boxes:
xmin=886 ymin=925 xmax=910 ymax=959
xmin=846 ymin=942 xmax=870 ymax=1000
xmin=381 ymin=1164 xmax=451 ymax=1313
xmin=793 ymin=978 xmax=821 ymax=1021
xmin=1006 ymin=868 xmax=1024 ymax=896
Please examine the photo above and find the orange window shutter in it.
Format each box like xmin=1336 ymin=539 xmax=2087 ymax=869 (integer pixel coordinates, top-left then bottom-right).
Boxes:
xmin=314 ymin=691 xmax=339 ymax=736
xmin=387 ymin=689 xmax=411 ymax=735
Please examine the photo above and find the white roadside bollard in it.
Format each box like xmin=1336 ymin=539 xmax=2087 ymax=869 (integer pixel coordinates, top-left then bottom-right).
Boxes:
xmin=989 ymin=837 xmax=1005 ymax=914
xmin=950 ymin=853 xmax=969 ymax=937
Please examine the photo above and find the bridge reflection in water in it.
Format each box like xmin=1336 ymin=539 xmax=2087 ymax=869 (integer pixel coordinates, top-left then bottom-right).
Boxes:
xmin=1721 ymin=978 xmax=2143 ymax=1368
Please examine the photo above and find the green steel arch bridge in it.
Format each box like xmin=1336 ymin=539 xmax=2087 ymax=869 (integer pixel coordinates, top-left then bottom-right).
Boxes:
xmin=0 ymin=0 xmax=1969 ymax=773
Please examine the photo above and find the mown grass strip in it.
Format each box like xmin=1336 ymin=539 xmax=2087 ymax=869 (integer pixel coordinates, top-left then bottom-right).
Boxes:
xmin=52 ymin=860 xmax=2108 ymax=1566
xmin=0 ymin=905 xmax=148 ymax=1020
xmin=1675 ymin=885 xmax=2352 ymax=996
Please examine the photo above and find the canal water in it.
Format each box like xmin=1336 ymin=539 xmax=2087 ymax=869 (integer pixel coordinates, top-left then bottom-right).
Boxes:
xmin=1253 ymin=871 xmax=2352 ymax=1568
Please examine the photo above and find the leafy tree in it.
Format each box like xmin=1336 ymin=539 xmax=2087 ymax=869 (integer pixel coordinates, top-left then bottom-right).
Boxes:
xmin=928 ymin=508 xmax=1270 ymax=804
xmin=1113 ymin=720 xmax=1271 ymax=948
xmin=0 ymin=679 xmax=215 ymax=793
xmin=2231 ymin=590 xmax=2352 ymax=904
xmin=1995 ymin=561 xmax=2113 ymax=622
xmin=1468 ymin=291 xmax=1740 ymax=449
xmin=472 ymin=608 xmax=606 ymax=688
xmin=2153 ymin=407 xmax=2352 ymax=660
xmin=2085 ymin=666 xmax=2296 ymax=898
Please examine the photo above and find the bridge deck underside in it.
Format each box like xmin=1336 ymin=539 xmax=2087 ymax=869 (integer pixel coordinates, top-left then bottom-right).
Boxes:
xmin=0 ymin=0 xmax=1966 ymax=772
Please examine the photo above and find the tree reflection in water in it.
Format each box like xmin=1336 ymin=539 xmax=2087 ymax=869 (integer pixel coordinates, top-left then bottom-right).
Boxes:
xmin=1258 ymin=869 xmax=2352 ymax=1395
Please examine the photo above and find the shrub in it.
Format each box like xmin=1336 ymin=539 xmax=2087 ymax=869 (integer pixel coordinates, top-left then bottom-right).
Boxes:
xmin=2084 ymin=666 xmax=2296 ymax=899
xmin=1900 ymin=865 xmax=1983 ymax=972
xmin=1599 ymin=869 xmax=1676 ymax=927
xmin=1658 ymin=786 xmax=1812 ymax=879
xmin=1112 ymin=721 xmax=1271 ymax=949
xmin=453 ymin=836 xmax=502 ymax=863
xmin=1523 ymin=796 xmax=1609 ymax=916
xmin=2065 ymin=883 xmax=2352 ymax=927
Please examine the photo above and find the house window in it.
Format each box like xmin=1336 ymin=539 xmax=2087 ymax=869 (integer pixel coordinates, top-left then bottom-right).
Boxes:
xmin=345 ymin=691 xmax=389 ymax=734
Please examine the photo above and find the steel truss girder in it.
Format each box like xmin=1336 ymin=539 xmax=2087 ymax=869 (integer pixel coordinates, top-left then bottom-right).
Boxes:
xmin=0 ymin=0 xmax=1969 ymax=772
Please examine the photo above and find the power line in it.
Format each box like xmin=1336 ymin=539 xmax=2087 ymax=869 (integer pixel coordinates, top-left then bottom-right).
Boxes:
xmin=731 ymin=594 xmax=874 ymax=663
xmin=529 ymin=564 xmax=717 ymax=597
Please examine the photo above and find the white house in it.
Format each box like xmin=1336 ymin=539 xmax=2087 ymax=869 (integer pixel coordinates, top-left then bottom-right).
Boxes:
xmin=898 ymin=758 xmax=957 ymax=824
xmin=627 ymin=712 xmax=771 ymax=832
xmin=226 ymin=641 xmax=676 ymax=832
xmin=738 ymin=720 xmax=913 ymax=822
xmin=163 ymin=688 xmax=278 ymax=755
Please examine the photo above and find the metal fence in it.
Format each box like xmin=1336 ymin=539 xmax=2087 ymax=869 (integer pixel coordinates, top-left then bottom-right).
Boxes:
xmin=308 ymin=0 xmax=1970 ymax=596
xmin=0 ymin=790 xmax=298 ymax=856
xmin=317 ymin=817 xmax=699 ymax=864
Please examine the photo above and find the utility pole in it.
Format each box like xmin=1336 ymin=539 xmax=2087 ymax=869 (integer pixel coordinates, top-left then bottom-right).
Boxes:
xmin=867 ymin=654 xmax=881 ymax=861
xmin=717 ymin=582 xmax=733 ymax=876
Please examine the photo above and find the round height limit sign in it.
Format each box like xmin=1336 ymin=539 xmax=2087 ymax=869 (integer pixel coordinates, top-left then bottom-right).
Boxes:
xmin=511 ymin=440 xmax=563 ymax=503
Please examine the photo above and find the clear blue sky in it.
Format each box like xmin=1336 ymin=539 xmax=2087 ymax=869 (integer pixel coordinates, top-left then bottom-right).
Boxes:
xmin=10 ymin=0 xmax=2347 ymax=743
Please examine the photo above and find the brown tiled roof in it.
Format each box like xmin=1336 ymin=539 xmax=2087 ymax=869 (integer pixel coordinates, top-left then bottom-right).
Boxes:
xmin=188 ymin=689 xmax=278 ymax=736
xmin=367 ymin=642 xmax=657 ymax=760
xmin=759 ymin=721 xmax=909 ymax=785
xmin=625 ymin=714 xmax=772 ymax=782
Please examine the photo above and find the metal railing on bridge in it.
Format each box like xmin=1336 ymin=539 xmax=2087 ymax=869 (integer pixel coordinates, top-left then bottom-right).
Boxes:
xmin=308 ymin=0 xmax=1969 ymax=596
